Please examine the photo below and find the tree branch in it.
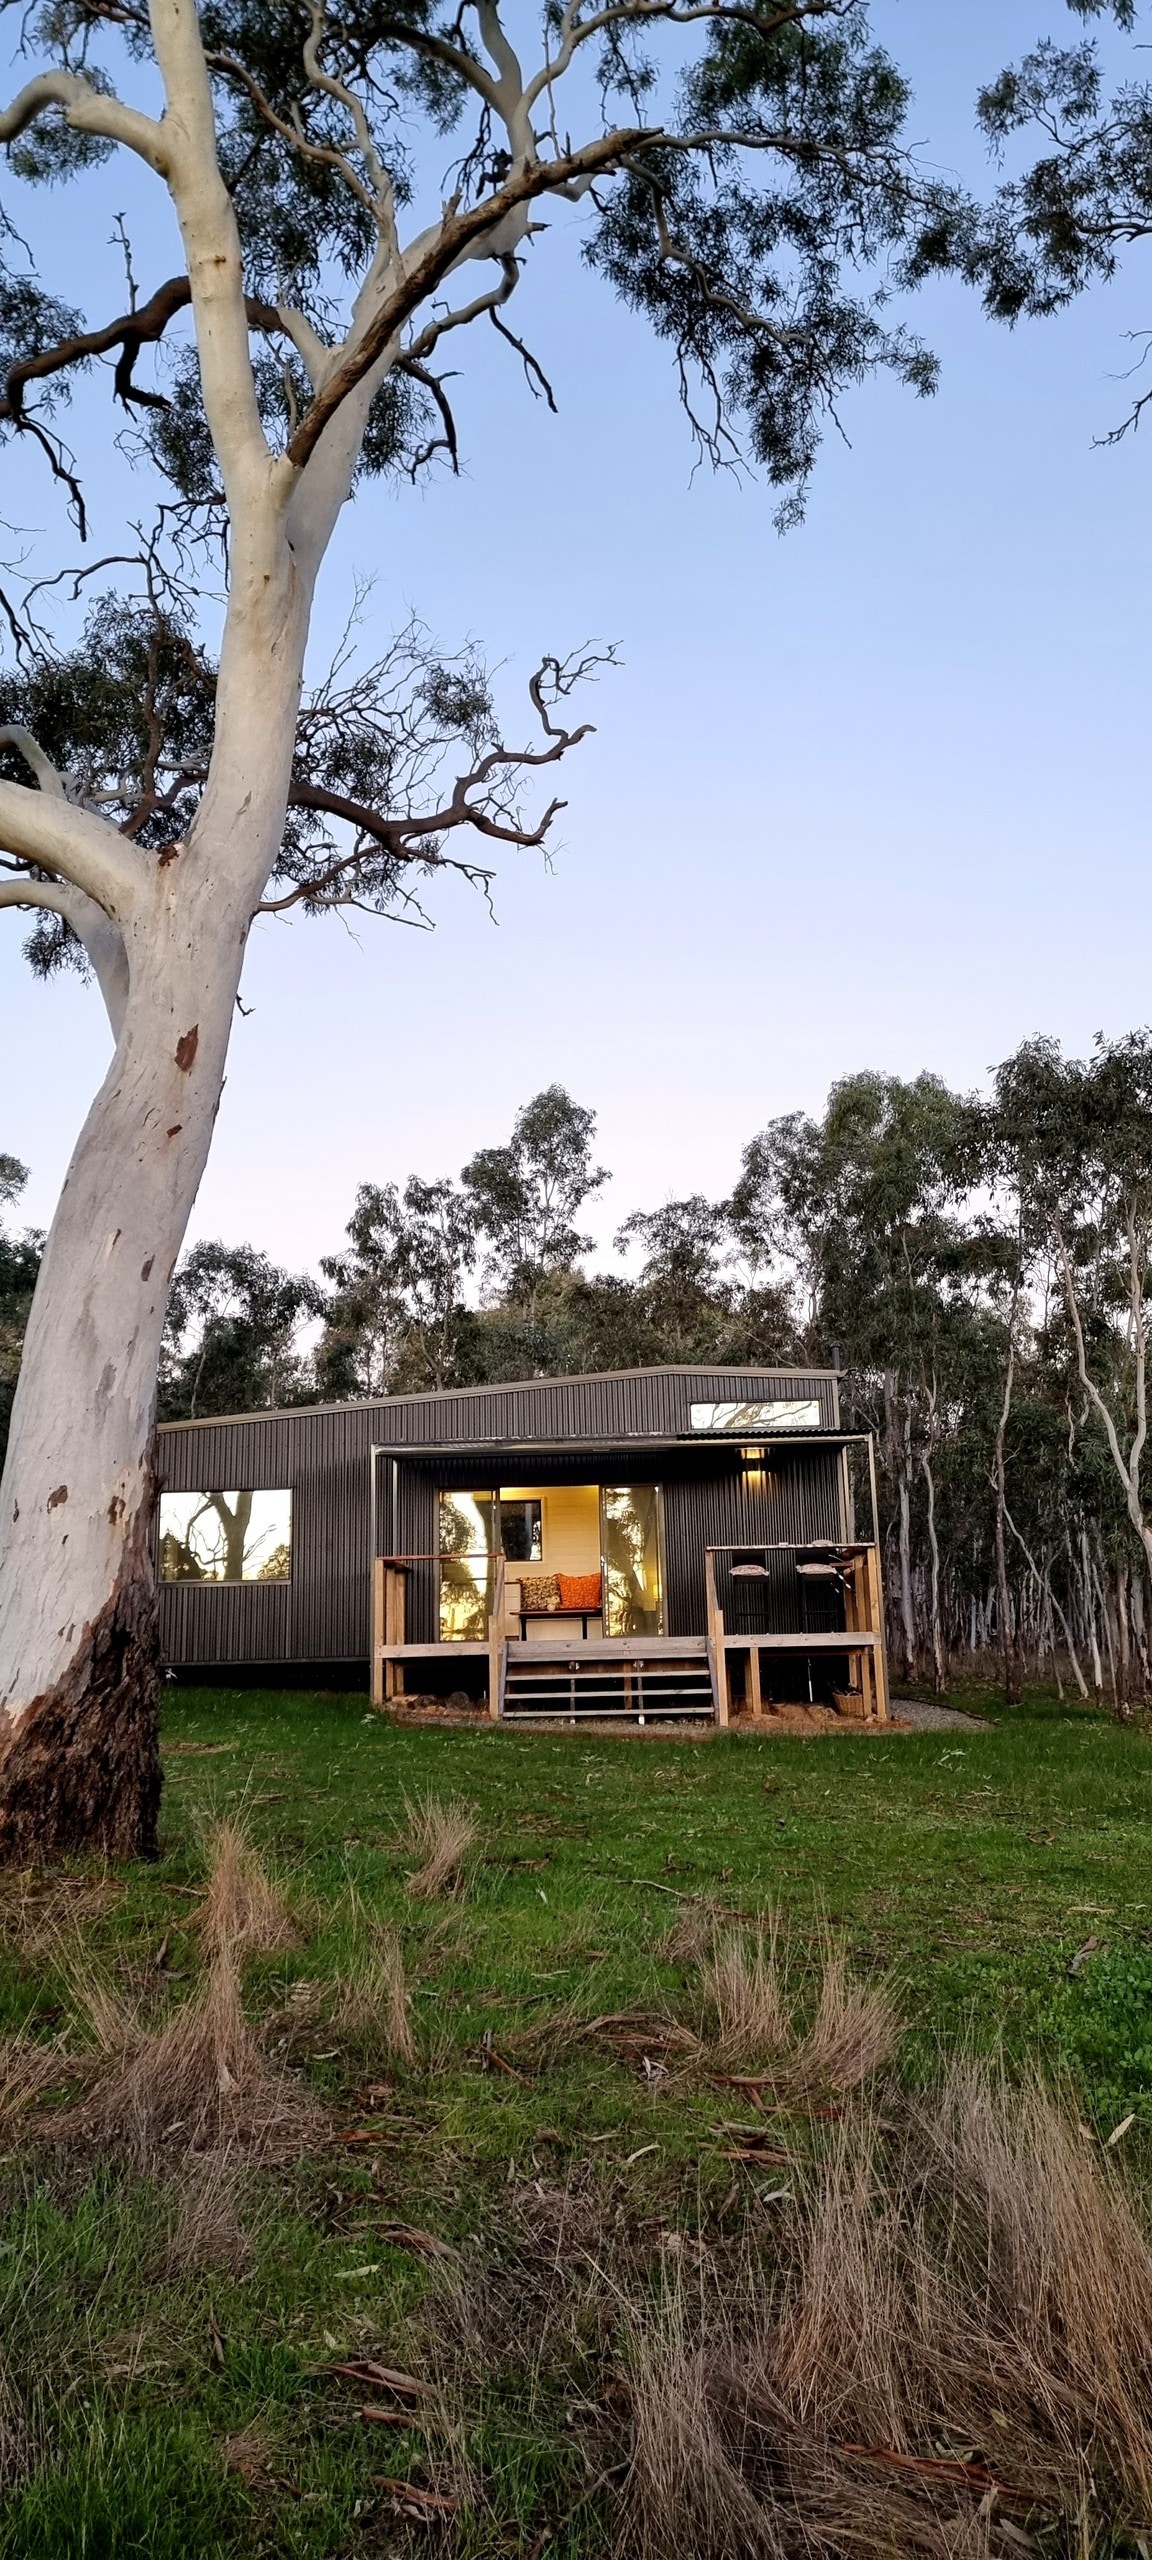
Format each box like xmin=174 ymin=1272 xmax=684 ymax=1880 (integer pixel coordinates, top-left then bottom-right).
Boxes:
xmin=1055 ymin=1215 xmax=1152 ymax=1564
xmin=255 ymin=835 xmax=496 ymax=917
xmin=0 ymin=779 xmax=146 ymax=922
xmin=147 ymin=0 xmax=273 ymax=503
xmin=407 ymin=253 xmax=519 ymax=363
xmin=0 ymin=69 xmax=169 ymax=173
xmin=0 ymin=876 xmax=128 ymax=1037
xmin=0 ymin=269 xmax=292 ymax=441
xmin=0 ymin=726 xmax=66 ymax=798
xmin=286 ymin=125 xmax=653 ymax=471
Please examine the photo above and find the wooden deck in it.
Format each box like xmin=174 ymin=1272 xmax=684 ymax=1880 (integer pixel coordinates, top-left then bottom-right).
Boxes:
xmin=371 ymin=1542 xmax=890 ymax=1727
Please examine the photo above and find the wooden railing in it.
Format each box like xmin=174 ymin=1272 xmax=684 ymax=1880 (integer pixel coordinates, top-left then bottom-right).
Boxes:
xmin=704 ymin=1542 xmax=890 ymax=1724
xmin=703 ymin=1548 xmax=729 ymax=1727
xmin=488 ymin=1551 xmax=506 ymax=1723
xmin=371 ymin=1550 xmax=507 ymax=1710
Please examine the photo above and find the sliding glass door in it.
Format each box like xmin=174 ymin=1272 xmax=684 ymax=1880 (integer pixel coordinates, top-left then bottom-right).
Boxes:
xmin=437 ymin=1491 xmax=543 ymax=1639
xmin=600 ymin=1485 xmax=663 ymax=1637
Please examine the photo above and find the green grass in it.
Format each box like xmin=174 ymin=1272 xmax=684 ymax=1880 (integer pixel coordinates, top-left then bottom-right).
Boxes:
xmin=0 ymin=1682 xmax=1151 ymax=2554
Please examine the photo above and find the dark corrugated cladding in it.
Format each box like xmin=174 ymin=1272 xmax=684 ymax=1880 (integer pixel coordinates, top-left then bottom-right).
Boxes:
xmin=157 ymin=1364 xmax=843 ymax=1670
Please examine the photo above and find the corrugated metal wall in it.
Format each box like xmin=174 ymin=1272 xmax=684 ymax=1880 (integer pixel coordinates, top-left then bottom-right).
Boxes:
xmin=371 ymin=1365 xmax=839 ymax=1448
xmin=663 ymin=1449 xmax=842 ymax=1638
xmin=157 ymin=1366 xmax=842 ymax=1668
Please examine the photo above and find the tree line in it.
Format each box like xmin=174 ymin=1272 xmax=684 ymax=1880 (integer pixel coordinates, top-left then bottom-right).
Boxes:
xmin=10 ymin=1038 xmax=1152 ymax=1716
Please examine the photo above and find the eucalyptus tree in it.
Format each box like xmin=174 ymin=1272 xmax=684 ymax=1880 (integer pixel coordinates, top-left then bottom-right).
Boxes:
xmin=318 ymin=1173 xmax=479 ymax=1397
xmin=613 ymin=1191 xmax=793 ymax=1365
xmin=967 ymin=0 xmax=1152 ymax=444
xmin=992 ymin=1032 xmax=1152 ymax=1716
xmin=462 ymin=1086 xmax=607 ymax=1316
xmin=0 ymin=2 xmax=959 ymax=1856
xmin=159 ymin=1239 xmax=323 ymax=1419
xmin=732 ymin=1072 xmax=983 ymax=1686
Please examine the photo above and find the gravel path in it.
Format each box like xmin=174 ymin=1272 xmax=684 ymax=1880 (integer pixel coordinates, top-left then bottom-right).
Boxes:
xmin=891 ymin=1698 xmax=996 ymax=1732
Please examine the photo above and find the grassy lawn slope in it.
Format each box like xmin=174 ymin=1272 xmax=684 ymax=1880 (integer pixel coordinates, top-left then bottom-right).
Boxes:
xmin=0 ymin=1685 xmax=1150 ymax=2556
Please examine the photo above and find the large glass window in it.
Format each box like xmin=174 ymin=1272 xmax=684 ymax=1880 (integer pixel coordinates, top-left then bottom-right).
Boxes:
xmin=158 ymin=1490 xmax=292 ymax=1584
xmin=600 ymin=1485 xmax=663 ymax=1637
xmin=690 ymin=1399 xmax=821 ymax=1434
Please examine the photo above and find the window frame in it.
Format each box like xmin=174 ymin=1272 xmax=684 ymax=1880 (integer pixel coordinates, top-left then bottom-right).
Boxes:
xmin=156 ymin=1487 xmax=295 ymax=1587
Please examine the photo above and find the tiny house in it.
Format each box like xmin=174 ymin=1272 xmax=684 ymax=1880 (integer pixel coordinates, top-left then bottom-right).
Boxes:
xmin=157 ymin=1364 xmax=889 ymax=1724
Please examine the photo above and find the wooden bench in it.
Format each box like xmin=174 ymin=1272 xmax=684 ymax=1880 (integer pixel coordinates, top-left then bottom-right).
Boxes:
xmin=516 ymin=1603 xmax=604 ymax=1641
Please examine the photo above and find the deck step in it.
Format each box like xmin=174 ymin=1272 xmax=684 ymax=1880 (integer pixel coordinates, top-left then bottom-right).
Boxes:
xmin=502 ymin=1654 xmax=715 ymax=1722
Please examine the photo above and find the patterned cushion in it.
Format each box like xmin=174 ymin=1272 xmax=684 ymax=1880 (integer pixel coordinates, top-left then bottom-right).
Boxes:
xmin=519 ymin=1573 xmax=561 ymax=1613
xmin=558 ymin=1571 xmax=602 ymax=1611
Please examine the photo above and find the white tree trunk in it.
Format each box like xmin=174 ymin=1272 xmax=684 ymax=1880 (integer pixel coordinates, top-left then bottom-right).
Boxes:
xmin=0 ymin=885 xmax=252 ymax=1851
xmin=0 ymin=538 xmax=312 ymax=1856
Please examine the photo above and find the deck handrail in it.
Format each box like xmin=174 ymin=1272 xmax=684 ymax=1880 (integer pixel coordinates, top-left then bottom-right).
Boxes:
xmin=704 ymin=1539 xmax=876 ymax=1554
xmin=378 ymin=1548 xmax=508 ymax=1566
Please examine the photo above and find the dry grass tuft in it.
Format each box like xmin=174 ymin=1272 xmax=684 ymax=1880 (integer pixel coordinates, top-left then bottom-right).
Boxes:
xmin=701 ymin=1921 xmax=790 ymax=2064
xmin=400 ymin=1792 xmax=477 ymax=1899
xmin=661 ymin=1895 xmax=726 ymax=1966
xmin=619 ymin=2064 xmax=1152 ymax=2557
xmin=221 ymin=2418 xmax=272 ymax=2482
xmin=61 ymin=1947 xmax=323 ymax=2166
xmin=423 ymin=2172 xmax=620 ymax=2437
xmin=61 ymin=1942 xmax=139 ymax=2062
xmin=199 ymin=1820 xmax=300 ymax=1956
xmin=787 ymin=1940 xmax=900 ymax=2100
xmin=699 ymin=1920 xmax=898 ymax=2096
xmin=0 ymin=1873 xmax=120 ymax=1957
xmin=334 ymin=1922 xmax=416 ymax=2063
xmin=914 ymin=2060 xmax=1152 ymax=2508
xmin=0 ymin=2028 xmax=74 ymax=2130
xmin=158 ymin=2146 xmax=254 ymax=2277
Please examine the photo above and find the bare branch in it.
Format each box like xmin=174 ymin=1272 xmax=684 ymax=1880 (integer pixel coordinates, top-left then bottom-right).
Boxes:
xmin=394 ymin=358 xmax=460 ymax=473
xmin=489 ymin=307 xmax=558 ymax=411
xmin=247 ymin=637 xmax=611 ymax=924
xmin=2 ymin=276 xmax=188 ymax=426
xmin=286 ymin=125 xmax=653 ymax=471
xmin=407 ymin=254 xmax=519 ymax=363
xmin=255 ymin=834 xmax=497 ymax=917
xmin=302 ymin=1 xmax=397 ymax=239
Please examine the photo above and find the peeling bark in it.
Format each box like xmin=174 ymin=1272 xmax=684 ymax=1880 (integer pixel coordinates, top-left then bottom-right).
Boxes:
xmin=0 ymin=1502 xmax=160 ymax=1861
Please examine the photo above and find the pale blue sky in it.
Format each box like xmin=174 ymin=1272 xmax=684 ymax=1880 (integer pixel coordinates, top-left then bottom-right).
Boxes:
xmin=3 ymin=2 xmax=1151 ymax=1271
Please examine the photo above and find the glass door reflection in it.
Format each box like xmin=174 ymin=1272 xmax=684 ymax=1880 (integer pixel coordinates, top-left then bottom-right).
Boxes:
xmin=600 ymin=1485 xmax=663 ymax=1637
xmin=437 ymin=1490 xmax=543 ymax=1639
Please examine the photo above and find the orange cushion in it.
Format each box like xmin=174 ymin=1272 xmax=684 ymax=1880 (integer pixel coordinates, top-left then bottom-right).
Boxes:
xmin=558 ymin=1571 xmax=601 ymax=1611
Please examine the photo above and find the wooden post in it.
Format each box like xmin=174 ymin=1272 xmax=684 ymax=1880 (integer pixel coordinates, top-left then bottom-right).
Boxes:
xmin=747 ymin=1643 xmax=763 ymax=1719
xmin=864 ymin=1544 xmax=890 ymax=1722
xmin=384 ymin=1565 xmax=405 ymax=1702
xmin=842 ymin=1552 xmax=872 ymax=1721
xmin=371 ymin=1556 xmax=385 ymax=1708
xmin=487 ymin=1553 xmax=506 ymax=1720
xmin=704 ymin=1551 xmax=729 ymax=1727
